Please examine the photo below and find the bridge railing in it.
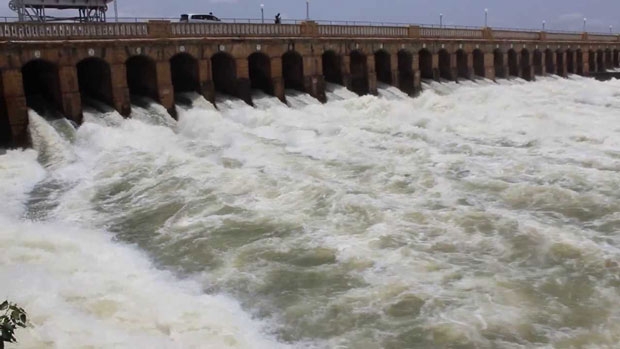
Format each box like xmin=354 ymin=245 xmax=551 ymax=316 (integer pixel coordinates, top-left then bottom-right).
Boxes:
xmin=318 ymin=25 xmax=408 ymax=37
xmin=0 ymin=22 xmax=149 ymax=39
xmin=171 ymin=22 xmax=300 ymax=37
xmin=0 ymin=20 xmax=619 ymax=43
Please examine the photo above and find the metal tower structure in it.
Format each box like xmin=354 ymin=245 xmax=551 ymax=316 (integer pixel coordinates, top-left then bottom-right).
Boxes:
xmin=9 ymin=0 xmax=115 ymax=22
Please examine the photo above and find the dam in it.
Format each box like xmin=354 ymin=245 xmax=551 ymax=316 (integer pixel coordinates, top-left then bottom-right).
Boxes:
xmin=1 ymin=20 xmax=620 ymax=147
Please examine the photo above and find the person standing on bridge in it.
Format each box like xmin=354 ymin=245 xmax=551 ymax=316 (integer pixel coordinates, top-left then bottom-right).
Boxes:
xmin=275 ymin=13 xmax=281 ymax=24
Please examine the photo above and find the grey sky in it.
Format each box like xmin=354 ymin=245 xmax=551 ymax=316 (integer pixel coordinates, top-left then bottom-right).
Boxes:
xmin=2 ymin=0 xmax=619 ymax=33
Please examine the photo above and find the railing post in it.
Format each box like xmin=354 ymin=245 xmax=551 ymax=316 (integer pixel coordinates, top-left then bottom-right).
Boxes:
xmin=148 ymin=20 xmax=171 ymax=38
xmin=582 ymin=32 xmax=588 ymax=41
xmin=540 ymin=31 xmax=547 ymax=41
xmin=482 ymin=27 xmax=493 ymax=40
xmin=300 ymin=21 xmax=318 ymax=37
xmin=408 ymin=25 xmax=420 ymax=38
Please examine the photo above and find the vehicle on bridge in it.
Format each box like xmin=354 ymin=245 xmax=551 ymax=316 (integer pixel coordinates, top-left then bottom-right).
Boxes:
xmin=180 ymin=13 xmax=221 ymax=23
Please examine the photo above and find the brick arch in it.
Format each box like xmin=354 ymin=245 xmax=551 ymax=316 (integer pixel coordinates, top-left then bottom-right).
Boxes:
xmin=126 ymin=55 xmax=159 ymax=102
xmin=349 ymin=50 xmax=369 ymax=95
xmin=576 ymin=49 xmax=584 ymax=75
xmin=374 ymin=49 xmax=392 ymax=84
xmin=77 ymin=57 xmax=114 ymax=108
xmin=614 ymin=49 xmax=619 ymax=67
xmin=21 ymin=59 xmax=62 ymax=113
xmin=170 ymin=52 xmax=200 ymax=94
xmin=544 ymin=49 xmax=555 ymax=75
xmin=566 ymin=49 xmax=575 ymax=74
xmin=605 ymin=48 xmax=613 ymax=70
xmin=596 ymin=49 xmax=605 ymax=72
xmin=555 ymin=49 xmax=565 ymax=76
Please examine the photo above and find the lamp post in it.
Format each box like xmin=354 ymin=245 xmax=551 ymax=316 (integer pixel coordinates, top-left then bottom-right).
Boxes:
xmin=261 ymin=4 xmax=264 ymax=23
xmin=542 ymin=20 xmax=546 ymax=31
xmin=583 ymin=17 xmax=587 ymax=32
xmin=440 ymin=13 xmax=443 ymax=28
xmin=114 ymin=0 xmax=118 ymax=22
xmin=484 ymin=8 xmax=488 ymax=27
xmin=306 ymin=0 xmax=310 ymax=20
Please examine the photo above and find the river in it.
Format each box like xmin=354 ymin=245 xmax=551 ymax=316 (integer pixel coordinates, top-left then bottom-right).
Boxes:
xmin=1 ymin=76 xmax=620 ymax=348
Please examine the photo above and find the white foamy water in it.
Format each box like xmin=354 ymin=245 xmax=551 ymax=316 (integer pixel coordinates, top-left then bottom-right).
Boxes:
xmin=3 ymin=76 xmax=620 ymax=348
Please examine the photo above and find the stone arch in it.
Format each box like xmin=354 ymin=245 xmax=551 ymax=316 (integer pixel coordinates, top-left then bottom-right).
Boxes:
xmin=473 ymin=49 xmax=484 ymax=77
xmin=545 ymin=49 xmax=555 ymax=75
xmin=249 ymin=52 xmax=273 ymax=95
xmin=614 ymin=49 xmax=620 ymax=67
xmin=170 ymin=53 xmax=200 ymax=95
xmin=418 ymin=49 xmax=433 ymax=80
xmin=507 ymin=49 xmax=518 ymax=77
xmin=456 ymin=49 xmax=469 ymax=79
xmin=77 ymin=57 xmax=114 ymax=108
xmin=374 ymin=49 xmax=392 ymax=85
xmin=596 ymin=49 xmax=604 ymax=72
xmin=322 ymin=50 xmax=342 ymax=85
xmin=556 ymin=50 xmax=565 ymax=76
xmin=397 ymin=50 xmax=414 ymax=94
xmin=494 ymin=49 xmax=505 ymax=78
xmin=22 ymin=59 xmax=62 ymax=112
xmin=588 ymin=50 xmax=596 ymax=73
xmin=576 ymin=49 xmax=584 ymax=75
xmin=533 ymin=50 xmax=543 ymax=75
xmin=438 ymin=49 xmax=452 ymax=80
xmin=350 ymin=50 xmax=369 ymax=95
xmin=282 ymin=50 xmax=304 ymax=92
xmin=566 ymin=50 xmax=575 ymax=74
xmin=211 ymin=52 xmax=237 ymax=96
xmin=126 ymin=55 xmax=158 ymax=101
xmin=521 ymin=49 xmax=531 ymax=80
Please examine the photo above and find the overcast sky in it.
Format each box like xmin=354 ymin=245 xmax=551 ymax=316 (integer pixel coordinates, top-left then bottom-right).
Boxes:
xmin=3 ymin=0 xmax=620 ymax=33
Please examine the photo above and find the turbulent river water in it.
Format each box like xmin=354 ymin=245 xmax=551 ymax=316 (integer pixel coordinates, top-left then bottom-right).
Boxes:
xmin=2 ymin=76 xmax=620 ymax=348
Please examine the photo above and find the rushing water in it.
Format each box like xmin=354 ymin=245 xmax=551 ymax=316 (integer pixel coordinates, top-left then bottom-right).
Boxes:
xmin=2 ymin=76 xmax=620 ymax=348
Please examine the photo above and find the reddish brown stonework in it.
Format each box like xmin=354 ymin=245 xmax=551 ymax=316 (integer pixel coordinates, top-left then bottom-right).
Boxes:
xmin=1 ymin=20 xmax=619 ymax=147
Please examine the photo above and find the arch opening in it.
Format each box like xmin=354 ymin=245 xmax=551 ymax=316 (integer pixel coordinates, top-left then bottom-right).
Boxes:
xmin=374 ymin=50 xmax=392 ymax=85
xmin=566 ymin=50 xmax=575 ymax=74
xmin=282 ymin=51 xmax=304 ymax=92
xmin=589 ymin=51 xmax=596 ymax=73
xmin=597 ymin=50 xmax=604 ymax=72
xmin=556 ymin=51 xmax=565 ymax=76
xmin=576 ymin=50 xmax=584 ymax=75
xmin=521 ymin=49 xmax=531 ymax=80
xmin=350 ymin=50 xmax=369 ymax=95
xmin=614 ymin=49 xmax=619 ymax=67
xmin=322 ymin=50 xmax=342 ymax=85
xmin=249 ymin=52 xmax=273 ymax=95
xmin=419 ymin=49 xmax=433 ymax=80
xmin=533 ymin=50 xmax=543 ymax=76
xmin=473 ymin=49 xmax=484 ymax=77
xmin=77 ymin=58 xmax=113 ymax=108
xmin=0 ymin=77 xmax=9 ymax=147
xmin=397 ymin=50 xmax=414 ymax=94
xmin=211 ymin=52 xmax=237 ymax=96
xmin=605 ymin=49 xmax=612 ymax=70
xmin=170 ymin=53 xmax=200 ymax=95
xmin=126 ymin=55 xmax=158 ymax=101
xmin=456 ymin=50 xmax=469 ymax=79
xmin=494 ymin=49 xmax=505 ymax=78
xmin=508 ymin=49 xmax=518 ymax=77
xmin=438 ymin=49 xmax=452 ymax=80
xmin=22 ymin=59 xmax=62 ymax=112
xmin=544 ymin=49 xmax=555 ymax=75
